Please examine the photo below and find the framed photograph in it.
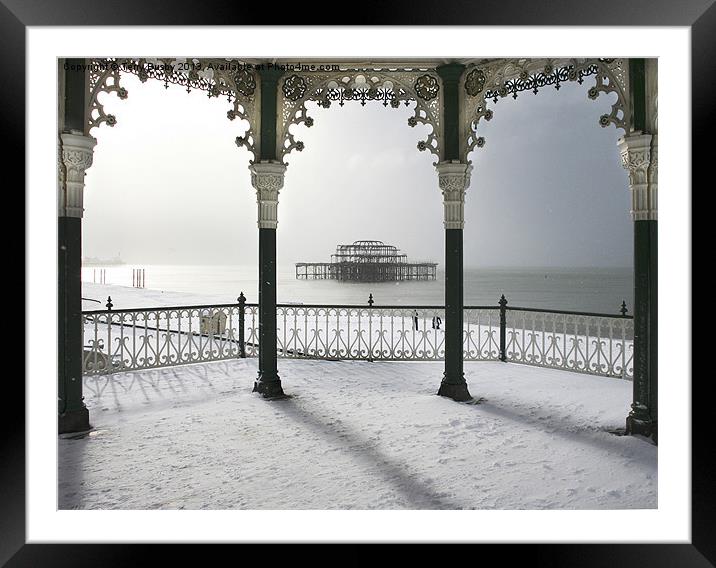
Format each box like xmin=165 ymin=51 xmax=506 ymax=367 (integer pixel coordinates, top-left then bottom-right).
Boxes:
xmin=11 ymin=0 xmax=702 ymax=564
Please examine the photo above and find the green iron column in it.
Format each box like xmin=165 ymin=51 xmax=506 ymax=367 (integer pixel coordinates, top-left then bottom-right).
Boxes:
xmin=250 ymin=67 xmax=287 ymax=398
xmin=619 ymin=58 xmax=658 ymax=442
xmin=436 ymin=63 xmax=472 ymax=402
xmin=58 ymin=58 xmax=95 ymax=433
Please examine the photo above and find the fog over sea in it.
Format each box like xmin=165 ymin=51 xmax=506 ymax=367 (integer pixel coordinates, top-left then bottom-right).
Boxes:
xmin=82 ymin=264 xmax=633 ymax=315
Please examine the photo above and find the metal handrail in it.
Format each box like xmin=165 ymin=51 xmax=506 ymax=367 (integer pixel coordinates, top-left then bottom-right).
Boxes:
xmin=82 ymin=303 xmax=630 ymax=319
xmin=504 ymin=306 xmax=633 ymax=319
xmin=82 ymin=301 xmax=259 ymax=314
xmin=82 ymin=295 xmax=634 ymax=319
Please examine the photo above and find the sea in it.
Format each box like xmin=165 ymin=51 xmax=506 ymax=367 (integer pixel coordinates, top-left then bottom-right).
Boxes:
xmin=81 ymin=264 xmax=634 ymax=315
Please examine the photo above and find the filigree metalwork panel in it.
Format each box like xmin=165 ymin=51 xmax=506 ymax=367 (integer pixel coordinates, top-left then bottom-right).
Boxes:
xmin=87 ymin=58 xmax=260 ymax=160
xmin=504 ymin=309 xmax=634 ymax=379
xmin=482 ymin=62 xmax=598 ymax=101
xmin=275 ymin=305 xmax=448 ymax=361
xmin=461 ymin=58 xmax=630 ymax=162
xmin=87 ymin=61 xmax=128 ymax=131
xmin=463 ymin=308 xmax=501 ymax=360
xmin=244 ymin=305 xmax=259 ymax=357
xmin=277 ymin=69 xmax=443 ymax=164
xmin=82 ymin=303 xmax=256 ymax=375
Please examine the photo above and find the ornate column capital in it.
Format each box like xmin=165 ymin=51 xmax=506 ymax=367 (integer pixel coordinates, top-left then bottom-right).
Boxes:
xmin=249 ymin=160 xmax=287 ymax=229
xmin=59 ymin=132 xmax=97 ymax=218
xmin=617 ymin=132 xmax=656 ymax=221
xmin=436 ymin=160 xmax=472 ymax=229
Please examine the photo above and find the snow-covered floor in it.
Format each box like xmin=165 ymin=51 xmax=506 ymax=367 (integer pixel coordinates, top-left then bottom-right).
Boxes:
xmin=59 ymin=358 xmax=656 ymax=510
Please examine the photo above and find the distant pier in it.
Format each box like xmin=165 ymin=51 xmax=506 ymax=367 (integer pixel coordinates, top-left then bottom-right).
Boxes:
xmin=296 ymin=240 xmax=437 ymax=282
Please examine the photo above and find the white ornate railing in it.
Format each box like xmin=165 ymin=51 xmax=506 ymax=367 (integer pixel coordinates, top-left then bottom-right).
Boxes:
xmin=463 ymin=308 xmax=501 ymax=360
xmin=276 ymin=305 xmax=450 ymax=360
xmin=82 ymin=298 xmax=633 ymax=379
xmin=504 ymin=308 xmax=634 ymax=379
xmin=82 ymin=302 xmax=257 ymax=375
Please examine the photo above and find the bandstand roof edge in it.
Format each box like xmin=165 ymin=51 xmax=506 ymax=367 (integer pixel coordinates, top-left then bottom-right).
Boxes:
xmin=82 ymin=56 xmax=633 ymax=165
xmin=80 ymin=56 xmax=625 ymax=71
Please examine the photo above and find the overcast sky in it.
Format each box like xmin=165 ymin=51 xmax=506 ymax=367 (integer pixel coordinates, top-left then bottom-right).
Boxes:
xmin=83 ymin=71 xmax=632 ymax=268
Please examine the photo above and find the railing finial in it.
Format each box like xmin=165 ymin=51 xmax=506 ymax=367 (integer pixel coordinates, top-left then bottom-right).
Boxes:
xmin=498 ymin=294 xmax=508 ymax=308
xmin=620 ymin=300 xmax=628 ymax=317
xmin=368 ymin=293 xmax=374 ymax=307
xmin=238 ymin=292 xmax=246 ymax=305
xmin=106 ymin=296 xmax=113 ymax=311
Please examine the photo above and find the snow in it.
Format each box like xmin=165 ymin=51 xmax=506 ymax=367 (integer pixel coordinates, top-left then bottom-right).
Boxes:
xmin=67 ymin=282 xmax=656 ymax=510
xmin=60 ymin=356 xmax=656 ymax=510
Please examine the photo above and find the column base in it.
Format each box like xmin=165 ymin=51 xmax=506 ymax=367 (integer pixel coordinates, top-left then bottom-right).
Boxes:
xmin=437 ymin=379 xmax=472 ymax=402
xmin=626 ymin=415 xmax=658 ymax=444
xmin=58 ymin=407 xmax=90 ymax=434
xmin=253 ymin=376 xmax=287 ymax=399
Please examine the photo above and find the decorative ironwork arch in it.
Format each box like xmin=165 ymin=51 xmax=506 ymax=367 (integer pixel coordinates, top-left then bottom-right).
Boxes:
xmin=461 ymin=58 xmax=630 ymax=163
xmin=87 ymin=61 xmax=127 ymax=131
xmin=87 ymin=58 xmax=260 ymax=160
xmin=276 ymin=68 xmax=444 ymax=165
xmin=87 ymin=57 xmax=631 ymax=168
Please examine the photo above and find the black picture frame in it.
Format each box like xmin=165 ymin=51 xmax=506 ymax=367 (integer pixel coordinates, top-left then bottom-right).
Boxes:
xmin=8 ymin=1 xmax=703 ymax=565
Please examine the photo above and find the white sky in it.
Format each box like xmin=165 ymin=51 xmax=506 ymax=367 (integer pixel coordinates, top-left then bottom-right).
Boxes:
xmin=83 ymin=71 xmax=632 ymax=268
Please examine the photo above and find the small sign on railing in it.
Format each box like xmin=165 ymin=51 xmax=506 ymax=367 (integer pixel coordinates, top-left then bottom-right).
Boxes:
xmin=199 ymin=310 xmax=227 ymax=335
